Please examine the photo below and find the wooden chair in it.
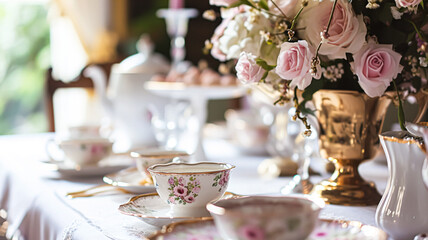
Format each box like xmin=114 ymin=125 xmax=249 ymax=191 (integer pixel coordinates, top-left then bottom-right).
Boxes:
xmin=44 ymin=63 xmax=114 ymax=132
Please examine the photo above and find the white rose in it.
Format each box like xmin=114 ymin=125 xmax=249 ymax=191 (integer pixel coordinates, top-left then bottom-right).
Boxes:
xmin=218 ymin=11 xmax=272 ymax=60
xmin=299 ymin=0 xmax=367 ymax=59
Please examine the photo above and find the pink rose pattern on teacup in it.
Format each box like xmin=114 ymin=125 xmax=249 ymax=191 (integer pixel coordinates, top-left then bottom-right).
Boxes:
xmin=352 ymin=41 xmax=403 ymax=98
xmin=212 ymin=170 xmax=230 ymax=192
xmin=224 ymin=216 xmax=308 ymax=240
xmin=155 ymin=220 xmax=381 ymax=239
xmin=168 ymin=176 xmax=201 ymax=205
xmin=80 ymin=144 xmax=108 ymax=156
xmin=239 ymin=224 xmax=265 ymax=240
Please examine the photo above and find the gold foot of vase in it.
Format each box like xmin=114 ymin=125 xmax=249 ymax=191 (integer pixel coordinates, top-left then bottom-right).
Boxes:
xmin=311 ymin=159 xmax=381 ymax=206
xmin=311 ymin=90 xmax=391 ymax=206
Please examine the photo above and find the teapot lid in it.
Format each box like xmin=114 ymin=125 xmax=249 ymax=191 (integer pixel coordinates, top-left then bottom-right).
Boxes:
xmin=117 ymin=34 xmax=170 ymax=74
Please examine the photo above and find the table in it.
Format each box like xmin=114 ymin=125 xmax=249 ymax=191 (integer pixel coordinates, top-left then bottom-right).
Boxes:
xmin=0 ymin=133 xmax=389 ymax=240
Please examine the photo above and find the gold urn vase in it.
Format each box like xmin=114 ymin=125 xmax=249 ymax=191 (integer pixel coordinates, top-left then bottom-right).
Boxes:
xmin=310 ymin=90 xmax=392 ymax=206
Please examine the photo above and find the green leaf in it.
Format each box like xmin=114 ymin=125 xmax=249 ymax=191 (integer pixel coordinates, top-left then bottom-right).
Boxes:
xmin=260 ymin=71 xmax=270 ymax=82
xmin=256 ymin=59 xmax=276 ymax=71
xmin=302 ymin=79 xmax=323 ymax=101
xmin=258 ymin=0 xmax=269 ymax=10
xmin=298 ymin=79 xmax=324 ymax=115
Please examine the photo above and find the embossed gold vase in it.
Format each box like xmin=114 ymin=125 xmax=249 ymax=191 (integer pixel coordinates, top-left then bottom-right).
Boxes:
xmin=310 ymin=90 xmax=392 ymax=206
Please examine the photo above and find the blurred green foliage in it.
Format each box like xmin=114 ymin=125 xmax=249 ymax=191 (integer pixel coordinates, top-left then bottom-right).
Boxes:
xmin=0 ymin=4 xmax=50 ymax=134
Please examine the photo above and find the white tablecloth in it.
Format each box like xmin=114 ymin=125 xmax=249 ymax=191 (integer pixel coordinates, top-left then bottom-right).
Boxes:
xmin=0 ymin=133 xmax=389 ymax=240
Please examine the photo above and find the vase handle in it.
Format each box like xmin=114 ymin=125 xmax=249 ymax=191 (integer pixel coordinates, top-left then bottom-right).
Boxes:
xmin=412 ymin=88 xmax=428 ymax=123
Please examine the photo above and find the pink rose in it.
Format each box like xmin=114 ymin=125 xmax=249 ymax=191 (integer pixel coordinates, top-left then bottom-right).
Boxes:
xmin=220 ymin=176 xmax=229 ymax=186
xmin=168 ymin=177 xmax=175 ymax=185
xmin=184 ymin=195 xmax=195 ymax=203
xmin=173 ymin=185 xmax=188 ymax=197
xmin=268 ymin=0 xmax=300 ymax=17
xmin=178 ymin=177 xmax=186 ymax=186
xmin=275 ymin=40 xmax=317 ymax=90
xmin=192 ymin=186 xmax=201 ymax=193
xmin=219 ymin=178 xmax=225 ymax=186
xmin=395 ymin=0 xmax=422 ymax=8
xmin=209 ymin=0 xmax=238 ymax=6
xmin=300 ymin=0 xmax=366 ymax=59
xmin=239 ymin=225 xmax=265 ymax=240
xmin=352 ymin=42 xmax=403 ymax=97
xmin=235 ymin=52 xmax=265 ymax=84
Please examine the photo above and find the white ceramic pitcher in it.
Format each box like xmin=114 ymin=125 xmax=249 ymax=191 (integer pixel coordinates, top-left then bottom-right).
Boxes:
xmin=84 ymin=35 xmax=170 ymax=152
xmin=376 ymin=131 xmax=428 ymax=240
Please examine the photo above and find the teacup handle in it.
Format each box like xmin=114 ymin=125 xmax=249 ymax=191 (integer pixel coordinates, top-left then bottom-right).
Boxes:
xmin=45 ymin=139 xmax=64 ymax=163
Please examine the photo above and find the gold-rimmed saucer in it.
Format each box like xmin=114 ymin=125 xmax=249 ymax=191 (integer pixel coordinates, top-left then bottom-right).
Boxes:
xmin=146 ymin=218 xmax=388 ymax=240
xmin=103 ymin=167 xmax=155 ymax=194
xmin=41 ymin=153 xmax=132 ymax=178
xmin=118 ymin=192 xmax=240 ymax=227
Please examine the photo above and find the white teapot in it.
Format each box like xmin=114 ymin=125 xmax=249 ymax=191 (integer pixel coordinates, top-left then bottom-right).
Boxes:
xmin=84 ymin=35 xmax=170 ymax=152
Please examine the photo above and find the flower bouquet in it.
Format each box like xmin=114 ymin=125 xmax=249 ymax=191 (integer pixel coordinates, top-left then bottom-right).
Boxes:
xmin=204 ymin=0 xmax=428 ymax=205
xmin=205 ymin=0 xmax=428 ymax=132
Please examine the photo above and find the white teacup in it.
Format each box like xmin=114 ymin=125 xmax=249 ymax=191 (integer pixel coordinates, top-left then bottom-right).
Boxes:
xmin=68 ymin=125 xmax=103 ymax=139
xmin=207 ymin=195 xmax=324 ymax=240
xmin=130 ymin=149 xmax=190 ymax=178
xmin=47 ymin=138 xmax=113 ymax=166
xmin=148 ymin=162 xmax=235 ymax=217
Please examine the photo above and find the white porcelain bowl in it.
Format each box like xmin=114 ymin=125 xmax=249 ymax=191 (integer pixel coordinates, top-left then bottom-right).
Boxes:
xmin=207 ymin=195 xmax=324 ymax=240
xmin=148 ymin=162 xmax=235 ymax=217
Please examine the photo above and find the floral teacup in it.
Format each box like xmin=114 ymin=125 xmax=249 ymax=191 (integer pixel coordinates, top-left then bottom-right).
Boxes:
xmin=130 ymin=149 xmax=190 ymax=179
xmin=206 ymin=195 xmax=324 ymax=240
xmin=68 ymin=125 xmax=103 ymax=139
xmin=147 ymin=162 xmax=235 ymax=217
xmin=47 ymin=138 xmax=113 ymax=166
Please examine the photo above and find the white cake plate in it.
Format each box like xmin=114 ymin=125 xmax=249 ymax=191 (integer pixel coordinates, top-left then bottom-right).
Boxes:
xmin=145 ymin=82 xmax=246 ymax=161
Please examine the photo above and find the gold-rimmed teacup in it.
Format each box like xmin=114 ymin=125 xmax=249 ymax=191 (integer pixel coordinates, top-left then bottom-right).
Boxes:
xmin=148 ymin=162 xmax=235 ymax=217
xmin=46 ymin=138 xmax=113 ymax=166
xmin=130 ymin=149 xmax=190 ymax=179
xmin=206 ymin=195 xmax=324 ymax=240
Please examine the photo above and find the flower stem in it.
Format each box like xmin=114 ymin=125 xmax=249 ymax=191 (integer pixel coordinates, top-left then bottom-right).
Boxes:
xmin=290 ymin=5 xmax=305 ymax=30
xmin=293 ymin=87 xmax=312 ymax=136
xmin=269 ymin=0 xmax=288 ymax=18
xmin=392 ymin=80 xmax=407 ymax=131
xmin=314 ymin=0 xmax=338 ymax=59
xmin=406 ymin=19 xmax=425 ymax=42
xmin=246 ymin=0 xmax=286 ymax=18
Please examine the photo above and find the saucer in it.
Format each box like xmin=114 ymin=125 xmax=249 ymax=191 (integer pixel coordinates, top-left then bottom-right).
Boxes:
xmin=146 ymin=219 xmax=388 ymax=240
xmin=103 ymin=167 xmax=156 ymax=194
xmin=42 ymin=153 xmax=132 ymax=178
xmin=118 ymin=192 xmax=240 ymax=227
